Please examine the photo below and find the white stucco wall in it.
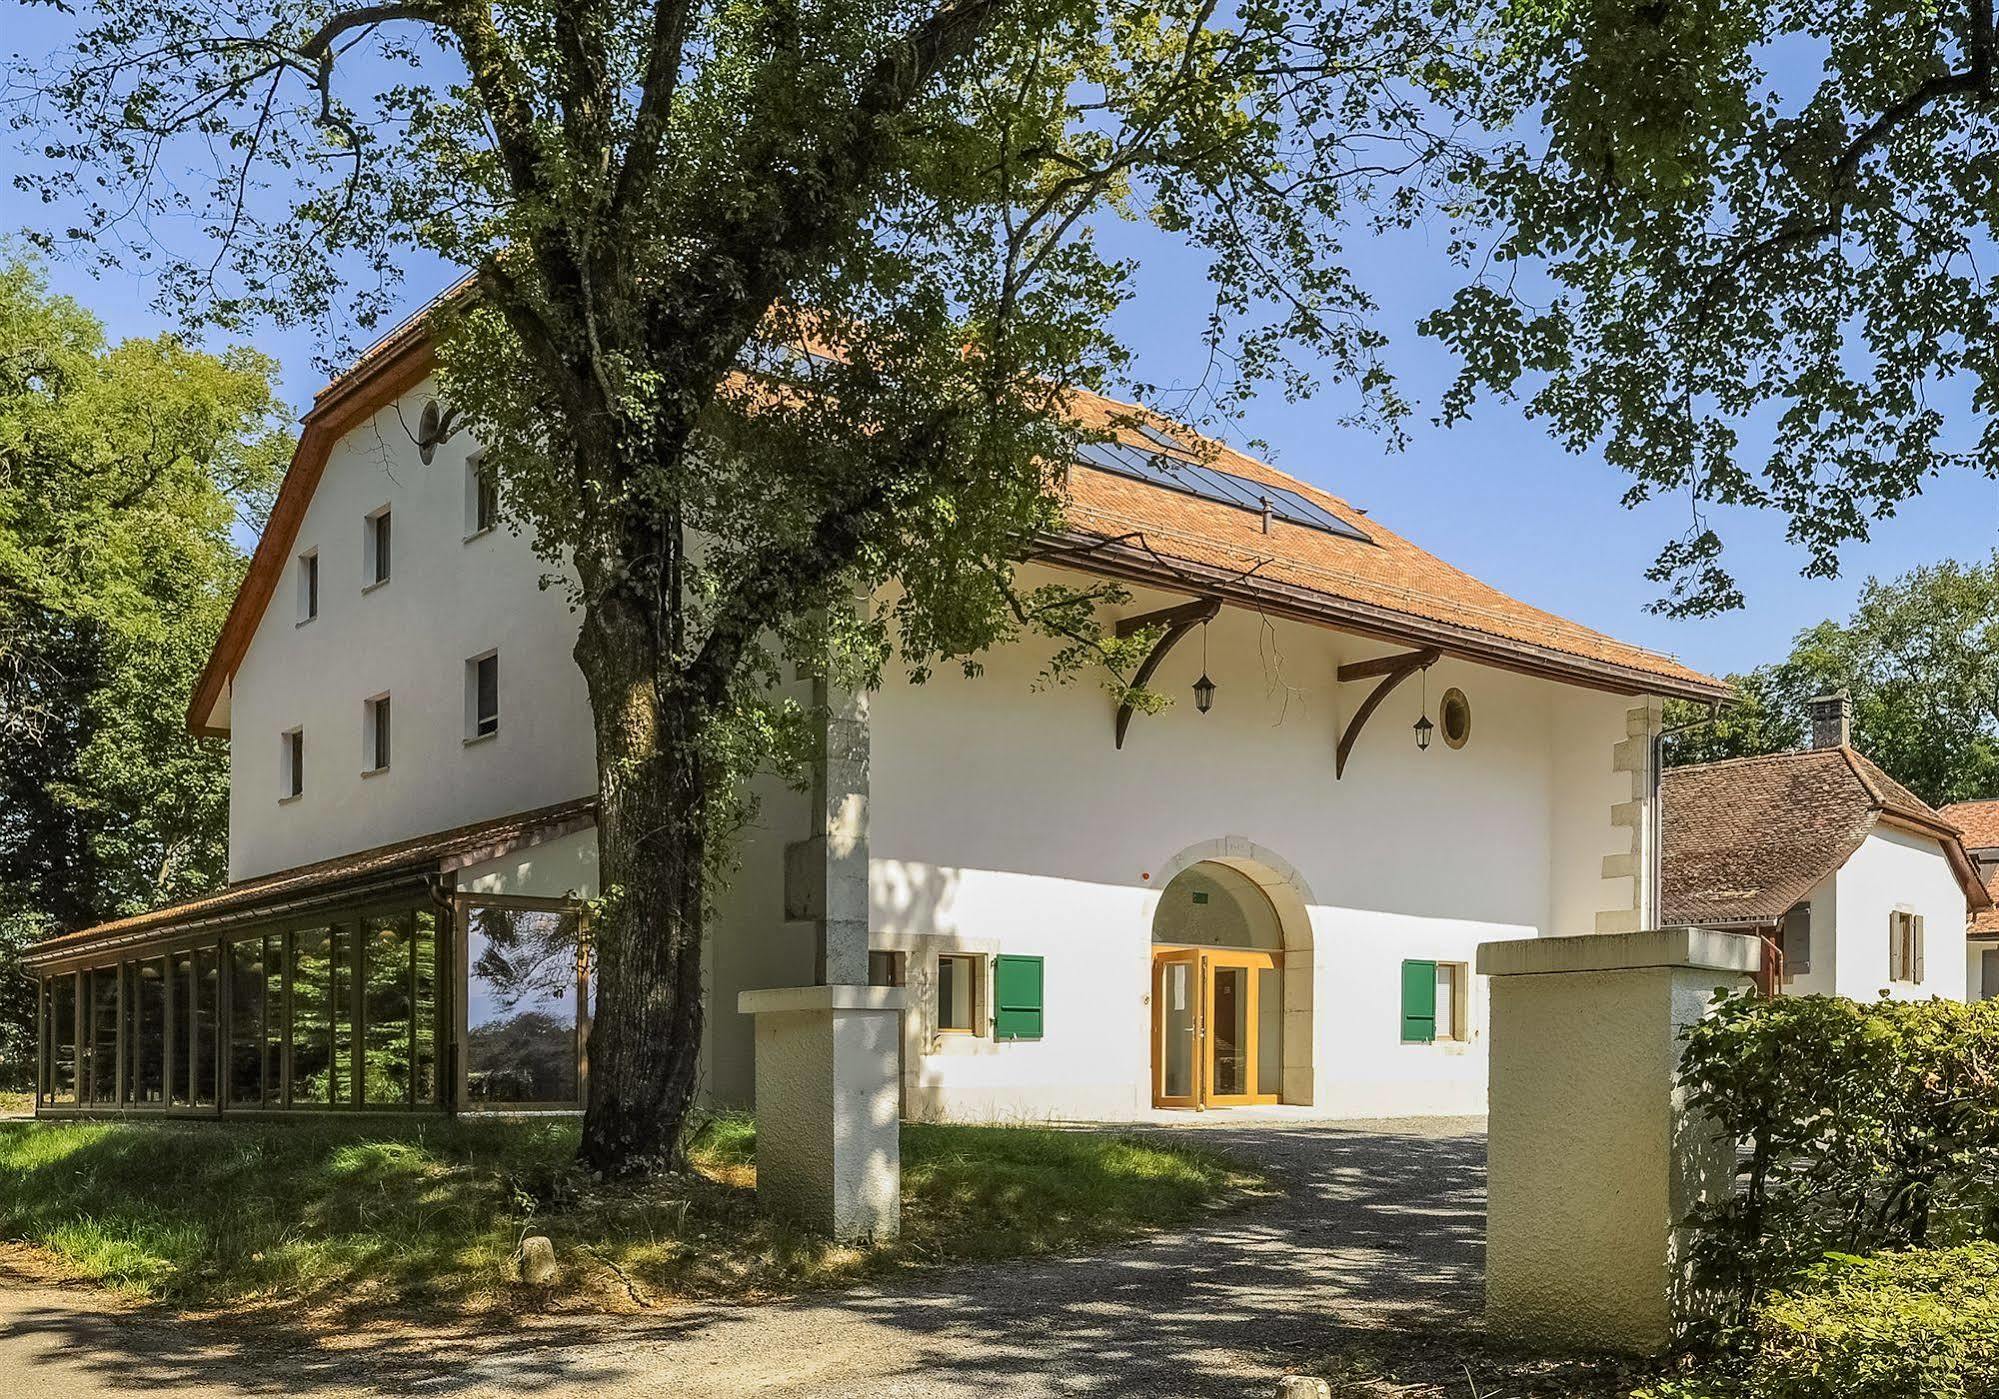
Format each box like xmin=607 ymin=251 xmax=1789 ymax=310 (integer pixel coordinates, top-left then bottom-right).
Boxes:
xmin=1827 ymin=825 xmax=1969 ymax=1002
xmin=856 ymin=566 xmax=1649 ymax=1121
xmin=1777 ymin=872 xmax=1839 ymax=997
xmin=227 ymin=382 xmax=594 ymax=881
xmin=224 ymin=385 xmax=1668 ymax=1121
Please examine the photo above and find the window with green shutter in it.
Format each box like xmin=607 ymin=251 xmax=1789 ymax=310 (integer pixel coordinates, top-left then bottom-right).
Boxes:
xmin=993 ymin=954 xmax=1044 ymax=1040
xmin=1401 ymin=959 xmax=1437 ymax=1043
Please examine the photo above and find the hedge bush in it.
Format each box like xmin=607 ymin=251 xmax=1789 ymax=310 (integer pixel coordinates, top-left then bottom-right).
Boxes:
xmin=1644 ymin=1242 xmax=1999 ymax=1399
xmin=1677 ymin=991 xmax=1999 ymax=1321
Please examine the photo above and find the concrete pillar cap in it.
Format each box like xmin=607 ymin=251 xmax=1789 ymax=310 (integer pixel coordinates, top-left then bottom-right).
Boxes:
xmin=1477 ymin=926 xmax=1761 ymax=978
xmin=738 ymin=984 xmax=906 ymax=1015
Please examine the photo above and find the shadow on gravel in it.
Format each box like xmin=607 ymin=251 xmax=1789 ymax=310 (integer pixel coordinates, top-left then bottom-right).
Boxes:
xmin=0 ymin=1122 xmax=1486 ymax=1397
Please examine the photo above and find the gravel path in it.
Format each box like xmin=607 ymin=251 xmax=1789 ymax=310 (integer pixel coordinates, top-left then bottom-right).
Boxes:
xmin=0 ymin=1117 xmax=1485 ymax=1398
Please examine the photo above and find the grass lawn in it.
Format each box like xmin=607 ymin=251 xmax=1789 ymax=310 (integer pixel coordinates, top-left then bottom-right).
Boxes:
xmin=0 ymin=1115 xmax=1259 ymax=1317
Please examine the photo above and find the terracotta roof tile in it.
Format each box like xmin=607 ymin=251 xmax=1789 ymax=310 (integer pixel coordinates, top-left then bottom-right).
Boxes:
xmin=1058 ymin=389 xmax=1722 ymax=697
xmin=1663 ymin=748 xmax=1984 ymax=925
xmin=1943 ymin=799 xmax=1999 ymax=852
xmin=26 ymin=796 xmax=595 ymax=963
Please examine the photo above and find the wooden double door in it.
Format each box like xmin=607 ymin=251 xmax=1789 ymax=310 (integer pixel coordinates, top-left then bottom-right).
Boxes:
xmin=1151 ymin=947 xmax=1282 ymax=1109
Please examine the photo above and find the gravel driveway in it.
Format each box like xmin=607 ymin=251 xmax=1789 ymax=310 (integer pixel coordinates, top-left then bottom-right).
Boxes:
xmin=0 ymin=1117 xmax=1485 ymax=1398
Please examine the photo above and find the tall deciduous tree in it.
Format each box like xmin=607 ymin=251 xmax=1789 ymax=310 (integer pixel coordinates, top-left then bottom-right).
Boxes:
xmin=1665 ymin=555 xmax=1999 ymax=807
xmin=10 ymin=0 xmax=1494 ymax=1169
xmin=1425 ymin=0 xmax=1999 ymax=616
xmin=0 ymin=256 xmax=289 ymax=1075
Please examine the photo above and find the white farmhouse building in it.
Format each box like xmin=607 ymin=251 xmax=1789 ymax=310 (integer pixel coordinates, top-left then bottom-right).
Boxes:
xmin=24 ymin=312 xmax=1729 ymax=1130
xmin=1661 ymin=696 xmax=1988 ymax=1000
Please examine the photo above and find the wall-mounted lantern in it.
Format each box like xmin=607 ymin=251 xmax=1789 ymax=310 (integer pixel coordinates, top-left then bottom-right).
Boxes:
xmin=1194 ymin=672 xmax=1216 ymax=714
xmin=1193 ymin=620 xmax=1216 ymax=714
xmin=1414 ymin=664 xmax=1434 ymax=751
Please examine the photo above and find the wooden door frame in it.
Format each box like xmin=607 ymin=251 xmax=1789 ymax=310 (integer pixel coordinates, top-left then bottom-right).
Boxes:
xmin=1150 ymin=946 xmax=1284 ymax=1110
xmin=1150 ymin=949 xmax=1201 ymax=1109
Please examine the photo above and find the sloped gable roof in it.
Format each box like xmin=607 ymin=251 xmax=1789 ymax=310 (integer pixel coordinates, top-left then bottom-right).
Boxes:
xmin=187 ymin=298 xmax=1726 ymax=734
xmin=1663 ymin=748 xmax=1987 ymax=925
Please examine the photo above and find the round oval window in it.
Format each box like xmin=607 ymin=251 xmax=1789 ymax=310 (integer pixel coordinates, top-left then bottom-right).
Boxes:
xmin=1440 ymin=688 xmax=1472 ymax=749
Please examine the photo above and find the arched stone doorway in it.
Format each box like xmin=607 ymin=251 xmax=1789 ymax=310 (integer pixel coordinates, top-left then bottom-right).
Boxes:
xmin=1149 ymin=840 xmax=1315 ymax=1109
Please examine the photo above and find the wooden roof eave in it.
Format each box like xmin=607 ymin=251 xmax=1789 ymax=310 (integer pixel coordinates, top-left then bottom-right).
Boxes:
xmin=1031 ymin=528 xmax=1732 ymax=705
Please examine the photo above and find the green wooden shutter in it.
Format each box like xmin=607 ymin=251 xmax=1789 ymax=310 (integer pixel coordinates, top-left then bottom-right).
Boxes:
xmin=1401 ymin=959 xmax=1437 ymax=1043
xmin=993 ymin=955 xmax=1044 ymax=1041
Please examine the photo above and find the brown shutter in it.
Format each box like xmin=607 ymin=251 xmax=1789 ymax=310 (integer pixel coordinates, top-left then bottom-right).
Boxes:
xmin=1889 ymin=913 xmax=1905 ymax=981
xmin=1913 ymin=914 xmax=1926 ymax=984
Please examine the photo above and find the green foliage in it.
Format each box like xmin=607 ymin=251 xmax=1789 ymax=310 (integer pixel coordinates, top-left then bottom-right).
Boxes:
xmin=0 ymin=254 xmax=289 ymax=1076
xmin=1677 ymin=991 xmax=1999 ymax=1327
xmin=1423 ymin=0 xmax=1999 ymax=614
xmin=0 ymin=1115 xmax=1256 ymax=1310
xmin=10 ymin=0 xmax=1516 ymax=1164
xmin=1663 ymin=554 xmax=1999 ymax=806
xmin=1643 ymin=1243 xmax=1999 ymax=1399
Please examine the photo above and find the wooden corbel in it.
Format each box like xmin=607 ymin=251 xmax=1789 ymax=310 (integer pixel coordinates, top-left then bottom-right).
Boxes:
xmin=1335 ymin=647 xmax=1441 ymax=778
xmin=1113 ymin=597 xmax=1223 ymax=749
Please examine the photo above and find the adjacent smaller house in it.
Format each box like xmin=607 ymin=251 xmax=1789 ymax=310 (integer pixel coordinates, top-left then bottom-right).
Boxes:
xmin=1662 ymin=695 xmax=1988 ymax=999
xmin=1936 ymin=798 xmax=1999 ymax=1002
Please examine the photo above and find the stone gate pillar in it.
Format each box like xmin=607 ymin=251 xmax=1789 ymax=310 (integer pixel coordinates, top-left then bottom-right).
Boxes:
xmin=738 ymin=667 xmax=901 ymax=1241
xmin=1476 ymin=927 xmax=1757 ymax=1353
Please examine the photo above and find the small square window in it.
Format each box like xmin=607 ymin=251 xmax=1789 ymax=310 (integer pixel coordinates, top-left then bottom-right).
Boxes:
xmin=869 ymin=951 xmax=904 ymax=988
xmin=280 ymin=728 xmax=304 ymax=800
xmin=937 ymin=953 xmax=980 ymax=1033
xmin=364 ymin=507 xmax=392 ymax=587
xmin=364 ymin=694 xmax=391 ymax=772
xmin=465 ymin=652 xmax=499 ymax=739
xmin=297 ymin=551 xmax=319 ymax=623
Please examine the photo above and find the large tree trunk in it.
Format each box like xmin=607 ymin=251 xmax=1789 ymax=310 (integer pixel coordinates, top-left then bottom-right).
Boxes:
xmin=575 ymin=587 xmax=710 ymax=1175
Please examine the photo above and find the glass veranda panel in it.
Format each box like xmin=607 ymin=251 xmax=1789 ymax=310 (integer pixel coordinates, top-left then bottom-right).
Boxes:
xmin=168 ymin=951 xmax=194 ymax=1107
xmin=194 ymin=946 xmax=219 ymax=1106
xmin=228 ymin=936 xmax=266 ymax=1106
xmin=44 ymin=975 xmax=77 ymax=1105
xmin=88 ymin=966 xmax=118 ymax=1105
xmin=363 ymin=913 xmax=413 ymax=1106
xmin=289 ymin=927 xmax=335 ymax=1105
xmin=129 ymin=956 xmax=167 ymax=1106
xmin=414 ymin=909 xmax=439 ymax=1106
xmin=465 ymin=905 xmax=583 ymax=1104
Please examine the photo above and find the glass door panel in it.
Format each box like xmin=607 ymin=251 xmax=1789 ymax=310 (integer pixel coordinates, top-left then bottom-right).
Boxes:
xmin=1152 ymin=951 xmax=1199 ymax=1108
xmin=1209 ymin=965 xmax=1249 ymax=1098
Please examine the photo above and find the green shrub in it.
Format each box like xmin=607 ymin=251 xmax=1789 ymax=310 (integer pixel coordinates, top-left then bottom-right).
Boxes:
xmin=1677 ymin=991 xmax=1999 ymax=1322
xmin=1644 ymin=1243 xmax=1999 ymax=1399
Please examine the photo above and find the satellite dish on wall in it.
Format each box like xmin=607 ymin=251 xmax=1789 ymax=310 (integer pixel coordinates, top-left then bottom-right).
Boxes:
xmin=416 ymin=399 xmax=460 ymax=464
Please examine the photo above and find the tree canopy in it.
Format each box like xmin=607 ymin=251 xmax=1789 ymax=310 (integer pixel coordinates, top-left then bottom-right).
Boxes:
xmin=10 ymin=0 xmax=1519 ymax=1167
xmin=0 ymin=255 xmax=289 ymax=1076
xmin=1425 ymin=0 xmax=1999 ymax=615
xmin=1665 ymin=554 xmax=1999 ymax=808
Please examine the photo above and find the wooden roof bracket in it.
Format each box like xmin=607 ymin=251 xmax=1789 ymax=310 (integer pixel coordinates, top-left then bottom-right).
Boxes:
xmin=1335 ymin=647 xmax=1442 ymax=779
xmin=1113 ymin=596 xmax=1223 ymax=749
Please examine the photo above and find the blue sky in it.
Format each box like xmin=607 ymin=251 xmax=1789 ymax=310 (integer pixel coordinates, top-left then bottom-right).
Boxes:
xmin=10 ymin=10 xmax=1997 ymax=682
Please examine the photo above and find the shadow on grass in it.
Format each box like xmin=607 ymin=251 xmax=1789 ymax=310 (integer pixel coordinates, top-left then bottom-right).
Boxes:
xmin=0 ymin=1120 xmax=1487 ymax=1397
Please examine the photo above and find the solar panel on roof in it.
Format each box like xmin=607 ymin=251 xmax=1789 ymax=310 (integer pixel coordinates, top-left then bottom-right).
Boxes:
xmin=1073 ymin=438 xmax=1371 ymax=543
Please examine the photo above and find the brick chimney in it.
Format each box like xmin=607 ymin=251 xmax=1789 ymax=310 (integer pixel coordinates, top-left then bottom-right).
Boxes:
xmin=1810 ymin=692 xmax=1852 ymax=750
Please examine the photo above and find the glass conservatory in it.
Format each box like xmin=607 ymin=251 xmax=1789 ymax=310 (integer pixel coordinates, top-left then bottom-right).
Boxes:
xmin=23 ymin=807 xmax=593 ymax=1117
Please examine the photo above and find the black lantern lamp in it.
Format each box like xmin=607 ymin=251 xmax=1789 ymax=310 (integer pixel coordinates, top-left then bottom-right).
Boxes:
xmin=1193 ymin=621 xmax=1216 ymax=714
xmin=1414 ymin=664 xmax=1434 ymax=751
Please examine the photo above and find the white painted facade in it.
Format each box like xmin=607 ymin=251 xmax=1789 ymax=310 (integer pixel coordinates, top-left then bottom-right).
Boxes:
xmin=219 ymin=376 xmax=1681 ymax=1121
xmin=1777 ymin=827 xmax=1971 ymax=1003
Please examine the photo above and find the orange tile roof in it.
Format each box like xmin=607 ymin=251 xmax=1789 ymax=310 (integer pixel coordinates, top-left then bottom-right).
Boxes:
xmin=1663 ymin=748 xmax=1986 ymax=925
xmin=25 ymin=796 xmax=595 ymax=964
xmin=1056 ymin=388 xmax=1722 ymax=697
xmin=188 ymin=297 xmax=1726 ymax=735
xmin=1942 ymin=799 xmax=1999 ymax=851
